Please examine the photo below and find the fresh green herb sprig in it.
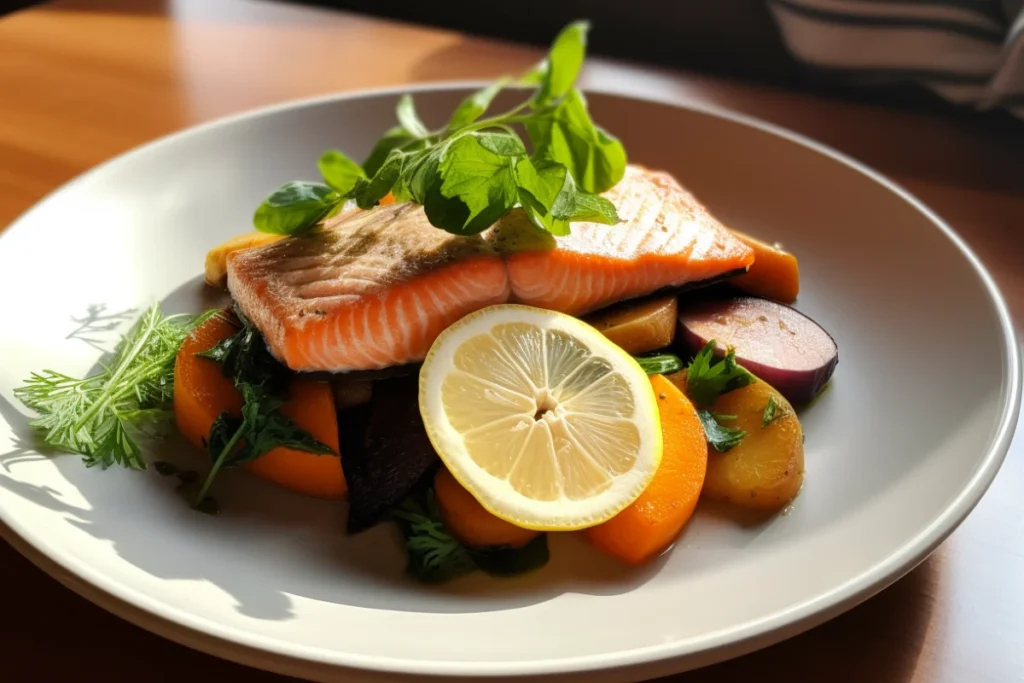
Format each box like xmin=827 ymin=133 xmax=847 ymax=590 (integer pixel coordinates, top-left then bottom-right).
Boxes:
xmin=762 ymin=394 xmax=783 ymax=428
xmin=391 ymin=488 xmax=550 ymax=583
xmin=15 ymin=305 xmax=209 ymax=469
xmin=685 ymin=340 xmax=756 ymax=451
xmin=634 ymin=353 xmax=684 ymax=376
xmin=254 ymin=21 xmax=625 ymax=238
xmin=685 ymin=340 xmax=755 ymax=407
xmin=192 ymin=309 xmax=333 ymax=507
xmin=697 ymin=411 xmax=747 ymax=452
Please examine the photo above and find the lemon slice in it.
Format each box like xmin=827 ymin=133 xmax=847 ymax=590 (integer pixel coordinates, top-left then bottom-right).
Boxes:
xmin=419 ymin=304 xmax=662 ymax=531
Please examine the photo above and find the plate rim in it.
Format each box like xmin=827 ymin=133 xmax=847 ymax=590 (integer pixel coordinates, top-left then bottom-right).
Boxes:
xmin=1 ymin=81 xmax=1019 ymax=678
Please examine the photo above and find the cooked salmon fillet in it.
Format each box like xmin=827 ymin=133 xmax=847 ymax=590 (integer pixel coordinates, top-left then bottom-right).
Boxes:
xmin=227 ymin=202 xmax=510 ymax=373
xmin=497 ymin=166 xmax=753 ymax=315
xmin=227 ymin=166 xmax=753 ymax=372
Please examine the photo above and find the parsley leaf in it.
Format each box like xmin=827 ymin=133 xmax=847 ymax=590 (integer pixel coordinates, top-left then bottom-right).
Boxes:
xmin=762 ymin=394 xmax=784 ymax=428
xmin=363 ymin=125 xmax=423 ymax=177
xmin=251 ymin=21 xmax=626 ymax=238
xmin=447 ymin=78 xmax=508 ymax=129
xmin=533 ymin=21 xmax=589 ymax=107
xmin=697 ymin=410 xmax=747 ymax=452
xmin=391 ymin=487 xmax=551 ymax=582
xmin=391 ymin=489 xmax=478 ymax=583
xmin=194 ymin=309 xmax=334 ymax=507
xmin=396 ymin=94 xmax=429 ymax=138
xmin=318 ymin=150 xmax=366 ymax=194
xmin=524 ymin=88 xmax=626 ymax=194
xmin=634 ymin=354 xmax=684 ymax=376
xmin=685 ymin=340 xmax=755 ymax=407
xmin=253 ymin=182 xmax=342 ymax=235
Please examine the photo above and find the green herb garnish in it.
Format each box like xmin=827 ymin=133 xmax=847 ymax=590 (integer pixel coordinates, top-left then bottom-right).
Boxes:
xmin=684 ymin=340 xmax=756 ymax=450
xmin=193 ymin=309 xmax=333 ymax=507
xmin=253 ymin=20 xmax=625 ymax=237
xmin=685 ymin=340 xmax=755 ymax=407
xmin=697 ymin=410 xmax=747 ymax=452
xmin=762 ymin=394 xmax=783 ymax=428
xmin=15 ymin=305 xmax=208 ymax=469
xmin=391 ymin=488 xmax=550 ymax=582
xmin=391 ymin=489 xmax=478 ymax=582
xmin=634 ymin=353 xmax=684 ymax=376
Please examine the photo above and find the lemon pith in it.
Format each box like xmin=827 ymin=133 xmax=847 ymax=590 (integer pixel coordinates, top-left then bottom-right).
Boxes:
xmin=419 ymin=304 xmax=662 ymax=532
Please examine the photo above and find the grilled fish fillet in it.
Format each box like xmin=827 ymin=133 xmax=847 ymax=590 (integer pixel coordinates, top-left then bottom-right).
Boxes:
xmin=227 ymin=166 xmax=753 ymax=372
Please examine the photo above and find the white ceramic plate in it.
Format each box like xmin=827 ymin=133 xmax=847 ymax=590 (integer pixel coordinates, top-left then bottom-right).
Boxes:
xmin=0 ymin=86 xmax=1018 ymax=683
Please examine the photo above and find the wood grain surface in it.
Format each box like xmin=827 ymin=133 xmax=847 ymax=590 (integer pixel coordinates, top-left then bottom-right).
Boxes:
xmin=2 ymin=1 xmax=1023 ymax=682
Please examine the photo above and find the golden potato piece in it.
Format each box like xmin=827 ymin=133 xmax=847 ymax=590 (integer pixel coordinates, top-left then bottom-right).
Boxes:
xmin=204 ymin=232 xmax=284 ymax=288
xmin=701 ymin=378 xmax=804 ymax=511
xmin=586 ymin=295 xmax=677 ymax=354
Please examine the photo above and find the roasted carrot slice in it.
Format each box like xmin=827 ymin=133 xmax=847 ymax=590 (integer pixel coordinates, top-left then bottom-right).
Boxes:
xmin=583 ymin=374 xmax=708 ymax=565
xmin=173 ymin=313 xmax=346 ymax=499
xmin=244 ymin=377 xmax=345 ymax=499
xmin=729 ymin=230 xmax=800 ymax=303
xmin=174 ymin=313 xmax=244 ymax=451
xmin=434 ymin=467 xmax=539 ymax=549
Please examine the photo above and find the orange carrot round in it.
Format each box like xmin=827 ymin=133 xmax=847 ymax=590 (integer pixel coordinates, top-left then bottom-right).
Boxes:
xmin=583 ymin=374 xmax=708 ymax=565
xmin=434 ymin=468 xmax=539 ymax=549
xmin=244 ymin=377 xmax=345 ymax=499
xmin=173 ymin=313 xmax=346 ymax=499
xmin=174 ymin=313 xmax=243 ymax=451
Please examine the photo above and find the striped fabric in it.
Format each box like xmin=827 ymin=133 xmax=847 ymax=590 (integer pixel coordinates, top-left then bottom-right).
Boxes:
xmin=768 ymin=0 xmax=1024 ymax=116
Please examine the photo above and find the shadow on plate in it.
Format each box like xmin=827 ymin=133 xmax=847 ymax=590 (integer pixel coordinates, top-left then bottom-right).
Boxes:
xmin=0 ymin=278 xmax=673 ymax=622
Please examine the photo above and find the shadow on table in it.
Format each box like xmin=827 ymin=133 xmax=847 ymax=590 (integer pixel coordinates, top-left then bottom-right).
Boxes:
xmin=670 ymin=555 xmax=940 ymax=683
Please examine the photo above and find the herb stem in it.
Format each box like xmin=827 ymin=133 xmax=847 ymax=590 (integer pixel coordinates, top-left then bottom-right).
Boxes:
xmin=195 ymin=421 xmax=246 ymax=505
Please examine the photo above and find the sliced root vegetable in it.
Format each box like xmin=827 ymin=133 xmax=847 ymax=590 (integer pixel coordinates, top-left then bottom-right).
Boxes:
xmin=584 ymin=374 xmax=708 ymax=565
xmin=434 ymin=468 xmax=540 ymax=549
xmin=174 ymin=312 xmax=244 ymax=450
xmin=585 ymin=295 xmax=678 ymax=354
xmin=343 ymin=375 xmax=439 ymax=533
xmin=678 ymin=296 xmax=837 ymax=405
xmin=701 ymin=378 xmax=804 ymax=511
xmin=729 ymin=230 xmax=800 ymax=303
xmin=173 ymin=313 xmax=346 ymax=499
xmin=244 ymin=377 xmax=346 ymax=499
xmin=204 ymin=232 xmax=285 ymax=288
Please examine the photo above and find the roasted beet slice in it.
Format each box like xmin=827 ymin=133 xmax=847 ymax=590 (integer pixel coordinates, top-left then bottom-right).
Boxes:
xmin=341 ymin=374 xmax=439 ymax=533
xmin=678 ymin=296 xmax=838 ymax=404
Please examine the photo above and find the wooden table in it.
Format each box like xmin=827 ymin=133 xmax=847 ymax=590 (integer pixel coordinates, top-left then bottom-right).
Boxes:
xmin=2 ymin=1 xmax=1023 ymax=681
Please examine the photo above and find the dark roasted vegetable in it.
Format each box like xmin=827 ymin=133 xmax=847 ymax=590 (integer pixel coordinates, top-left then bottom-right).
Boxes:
xmin=342 ymin=374 xmax=439 ymax=533
xmin=678 ymin=296 xmax=837 ymax=404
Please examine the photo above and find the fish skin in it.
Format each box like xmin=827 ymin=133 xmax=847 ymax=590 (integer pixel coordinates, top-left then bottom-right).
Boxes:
xmin=227 ymin=166 xmax=754 ymax=373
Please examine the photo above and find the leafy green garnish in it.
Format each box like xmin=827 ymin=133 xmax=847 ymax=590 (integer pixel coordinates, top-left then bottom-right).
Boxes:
xmin=318 ymin=150 xmax=366 ymax=195
xmin=391 ymin=487 xmax=550 ymax=582
xmin=253 ymin=20 xmax=625 ymax=237
xmin=685 ymin=340 xmax=755 ymax=407
xmin=634 ymin=353 xmax=684 ymax=376
xmin=762 ymin=394 xmax=784 ymax=428
xmin=15 ymin=305 xmax=207 ymax=469
xmin=697 ymin=410 xmax=747 ymax=452
xmin=252 ymin=182 xmax=342 ymax=235
xmin=193 ymin=309 xmax=333 ymax=507
xmin=391 ymin=489 xmax=478 ymax=583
